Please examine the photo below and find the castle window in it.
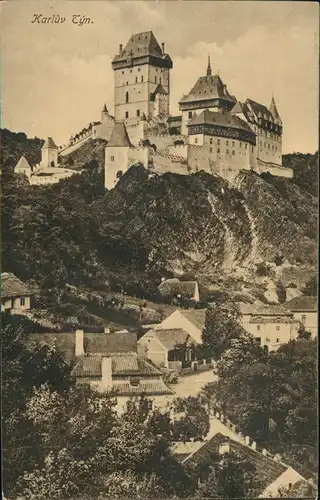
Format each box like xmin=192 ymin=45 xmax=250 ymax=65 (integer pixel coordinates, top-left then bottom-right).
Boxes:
xmin=155 ymin=76 xmax=157 ymax=83
xmin=257 ymin=325 xmax=261 ymax=331
xmin=210 ymin=148 xmax=213 ymax=152
xmin=138 ymin=68 xmax=141 ymax=72
xmin=251 ymin=146 xmax=254 ymax=152
xmin=276 ymin=338 xmax=280 ymax=343
xmin=136 ymin=76 xmax=138 ymax=83
xmin=137 ymin=109 xmax=140 ymax=117
xmin=276 ymin=326 xmax=280 ymax=331
xmin=125 ymin=111 xmax=129 ymax=118
xmin=301 ymin=315 xmax=306 ymax=324
xmin=130 ymin=69 xmax=132 ymax=73
xmin=217 ymin=148 xmax=220 ymax=153
xmin=256 ymin=337 xmax=261 ymax=344
xmin=232 ymin=141 xmax=235 ymax=147
xmin=122 ymin=71 xmax=124 ymax=74
xmin=141 ymin=75 xmax=144 ymax=82
xmin=210 ymin=138 xmax=213 ymax=145
xmin=125 ymin=92 xmax=129 ymax=103
xmin=226 ymin=140 xmax=229 ymax=146
xmin=188 ymin=111 xmax=193 ymax=119
xmin=126 ymin=81 xmax=128 ymax=85
xmin=240 ymin=142 xmax=242 ymax=148
xmin=226 ymin=149 xmax=229 ymax=154
xmin=195 ymin=138 xmax=198 ymax=144
xmin=217 ymin=139 xmax=220 ymax=145
xmin=111 ymin=156 xmax=115 ymax=162
xmin=20 ymin=297 xmax=26 ymax=306
xmin=232 ymin=150 xmax=235 ymax=156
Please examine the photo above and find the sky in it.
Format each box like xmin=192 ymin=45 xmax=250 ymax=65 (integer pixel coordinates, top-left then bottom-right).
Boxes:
xmin=1 ymin=0 xmax=319 ymax=154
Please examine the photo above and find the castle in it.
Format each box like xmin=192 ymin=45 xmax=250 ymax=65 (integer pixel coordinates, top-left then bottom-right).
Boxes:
xmin=104 ymin=31 xmax=293 ymax=189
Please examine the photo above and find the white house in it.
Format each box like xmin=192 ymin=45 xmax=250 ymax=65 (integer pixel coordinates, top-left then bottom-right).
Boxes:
xmin=158 ymin=278 xmax=200 ymax=302
xmin=1 ymin=272 xmax=33 ymax=315
xmin=238 ymin=303 xmax=301 ymax=351
xmin=152 ymin=308 xmax=206 ymax=344
xmin=283 ymin=296 xmax=317 ymax=337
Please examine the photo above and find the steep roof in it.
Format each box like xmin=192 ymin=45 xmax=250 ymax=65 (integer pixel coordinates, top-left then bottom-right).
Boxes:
xmin=153 ymin=83 xmax=168 ymax=95
xmin=238 ymin=303 xmax=293 ymax=317
xmin=179 ymin=74 xmax=236 ymax=105
xmin=42 ymin=137 xmax=58 ymax=149
xmin=107 ymin=122 xmax=133 ymax=148
xmin=113 ymin=378 xmax=174 ymax=396
xmin=149 ymin=328 xmax=199 ymax=351
xmin=269 ymin=96 xmax=282 ymax=123
xmin=245 ymin=99 xmax=275 ymax=122
xmin=185 ymin=433 xmax=287 ymax=494
xmin=112 ymin=31 xmax=172 ymax=68
xmin=180 ymin=309 xmax=206 ymax=332
xmin=283 ymin=296 xmax=317 ymax=312
xmin=189 ymin=109 xmax=253 ymax=133
xmin=1 ymin=272 xmax=32 ymax=298
xmin=15 ymin=156 xmax=32 ymax=171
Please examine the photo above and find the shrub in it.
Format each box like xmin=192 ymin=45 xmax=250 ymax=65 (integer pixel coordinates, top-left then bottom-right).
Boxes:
xmin=255 ymin=261 xmax=271 ymax=277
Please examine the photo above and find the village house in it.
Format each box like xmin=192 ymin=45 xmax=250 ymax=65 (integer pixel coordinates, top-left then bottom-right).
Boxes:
xmin=27 ymin=329 xmax=173 ymax=413
xmin=238 ymin=303 xmax=301 ymax=351
xmin=1 ymin=272 xmax=33 ymax=315
xmin=283 ymin=296 xmax=318 ymax=337
xmin=176 ymin=432 xmax=308 ymax=498
xmin=138 ymin=327 xmax=199 ymax=369
xmin=158 ymin=278 xmax=200 ymax=302
xmin=152 ymin=308 xmax=206 ymax=344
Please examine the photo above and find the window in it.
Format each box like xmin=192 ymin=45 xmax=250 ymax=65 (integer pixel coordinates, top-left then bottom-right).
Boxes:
xmin=125 ymin=91 xmax=129 ymax=103
xmin=122 ymin=71 xmax=124 ymax=74
xmin=276 ymin=338 xmax=280 ymax=343
xmin=20 ymin=297 xmax=26 ymax=306
xmin=301 ymin=314 xmax=306 ymax=324
xmin=195 ymin=138 xmax=198 ymax=144
xmin=256 ymin=337 xmax=261 ymax=344
xmin=232 ymin=141 xmax=235 ymax=147
xmin=130 ymin=69 xmax=132 ymax=73
xmin=130 ymin=378 xmax=140 ymax=387
xmin=232 ymin=150 xmax=235 ymax=156
xmin=135 ymin=76 xmax=138 ymax=83
xmin=257 ymin=325 xmax=261 ymax=331
xmin=126 ymin=81 xmax=128 ymax=85
xmin=137 ymin=109 xmax=140 ymax=117
xmin=125 ymin=111 xmax=129 ymax=118
xmin=111 ymin=156 xmax=115 ymax=162
xmin=217 ymin=148 xmax=220 ymax=153
xmin=276 ymin=326 xmax=280 ymax=331
xmin=155 ymin=76 xmax=157 ymax=83
xmin=217 ymin=139 xmax=220 ymax=145
xmin=188 ymin=111 xmax=193 ymax=119
xmin=141 ymin=75 xmax=144 ymax=82
xmin=245 ymin=143 xmax=248 ymax=149
xmin=226 ymin=140 xmax=229 ymax=146
xmin=210 ymin=138 xmax=213 ymax=144
xmin=240 ymin=142 xmax=242 ymax=148
xmin=210 ymin=147 xmax=213 ymax=152
xmin=138 ymin=68 xmax=141 ymax=71
xmin=226 ymin=149 xmax=229 ymax=154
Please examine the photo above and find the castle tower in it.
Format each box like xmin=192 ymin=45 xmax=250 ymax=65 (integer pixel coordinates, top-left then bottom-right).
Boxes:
xmin=112 ymin=31 xmax=173 ymax=123
xmin=269 ymin=96 xmax=282 ymax=124
xmin=105 ymin=121 xmax=133 ymax=190
xmin=101 ymin=103 xmax=109 ymax=123
xmin=41 ymin=137 xmax=58 ymax=168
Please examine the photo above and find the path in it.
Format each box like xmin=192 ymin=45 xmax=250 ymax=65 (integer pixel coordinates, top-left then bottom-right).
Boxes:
xmin=169 ymin=370 xmax=217 ymax=398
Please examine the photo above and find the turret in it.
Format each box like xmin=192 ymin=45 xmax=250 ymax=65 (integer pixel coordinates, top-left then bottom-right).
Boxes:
xmin=105 ymin=121 xmax=133 ymax=190
xmin=269 ymin=96 xmax=282 ymax=124
xmin=101 ymin=103 xmax=109 ymax=122
xmin=41 ymin=137 xmax=58 ymax=168
xmin=206 ymin=55 xmax=212 ymax=77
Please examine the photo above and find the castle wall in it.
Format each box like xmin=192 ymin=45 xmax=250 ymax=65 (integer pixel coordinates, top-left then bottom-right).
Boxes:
xmin=254 ymin=124 xmax=282 ymax=165
xmin=41 ymin=148 xmax=58 ymax=167
xmin=167 ymin=144 xmax=188 ymax=158
xmin=59 ymin=132 xmax=93 ymax=157
xmin=151 ymin=151 xmax=188 ymax=175
xmin=105 ymin=146 xmax=129 ymax=190
xmin=145 ymin=132 xmax=174 ymax=152
xmin=256 ymin=160 xmax=293 ymax=178
xmin=93 ymin=114 xmax=115 ymax=142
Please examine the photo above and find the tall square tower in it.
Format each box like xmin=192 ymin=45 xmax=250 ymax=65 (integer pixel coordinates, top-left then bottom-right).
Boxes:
xmin=112 ymin=31 xmax=173 ymax=124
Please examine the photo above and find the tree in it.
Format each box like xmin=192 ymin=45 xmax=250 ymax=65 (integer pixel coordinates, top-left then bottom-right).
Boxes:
xmin=216 ymin=335 xmax=266 ymax=379
xmin=297 ymin=325 xmax=312 ymax=340
xmin=255 ymin=261 xmax=270 ymax=277
xmin=274 ymin=251 xmax=284 ymax=266
xmin=171 ymin=396 xmax=210 ymax=442
xmin=276 ymin=281 xmax=287 ymax=304
xmin=302 ymin=276 xmax=317 ymax=296
xmin=201 ymin=295 xmax=246 ymax=359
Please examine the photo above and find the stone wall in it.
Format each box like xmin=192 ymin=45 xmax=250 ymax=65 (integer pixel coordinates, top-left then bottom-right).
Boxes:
xmin=59 ymin=131 xmax=93 ymax=157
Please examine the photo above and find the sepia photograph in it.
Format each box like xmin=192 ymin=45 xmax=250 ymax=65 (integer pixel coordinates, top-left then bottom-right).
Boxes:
xmin=1 ymin=1 xmax=318 ymax=499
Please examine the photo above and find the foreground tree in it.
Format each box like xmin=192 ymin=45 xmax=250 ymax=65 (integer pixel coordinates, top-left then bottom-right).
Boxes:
xmin=171 ymin=396 xmax=210 ymax=442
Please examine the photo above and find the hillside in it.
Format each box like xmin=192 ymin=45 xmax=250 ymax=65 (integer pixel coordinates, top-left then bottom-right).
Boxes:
xmin=1 ymin=128 xmax=43 ymax=172
xmin=2 ymin=130 xmax=317 ymax=303
xmin=59 ymin=138 xmax=107 ymax=169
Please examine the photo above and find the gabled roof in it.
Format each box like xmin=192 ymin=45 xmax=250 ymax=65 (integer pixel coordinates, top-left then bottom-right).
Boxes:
xmin=185 ymin=433 xmax=287 ymax=494
xmin=71 ymin=353 xmax=162 ymax=378
xmin=245 ymin=99 xmax=274 ymax=123
xmin=180 ymin=309 xmax=206 ymax=332
xmin=238 ymin=303 xmax=293 ymax=317
xmin=153 ymin=83 xmax=168 ymax=95
xmin=148 ymin=328 xmax=199 ymax=351
xmin=15 ymin=156 xmax=32 ymax=171
xmin=283 ymin=296 xmax=317 ymax=312
xmin=42 ymin=137 xmax=58 ymax=149
xmin=107 ymin=122 xmax=133 ymax=148
xmin=1 ymin=272 xmax=32 ymax=298
xmin=188 ymin=109 xmax=253 ymax=133
xmin=113 ymin=378 xmax=174 ymax=396
xmin=179 ymin=74 xmax=236 ymax=105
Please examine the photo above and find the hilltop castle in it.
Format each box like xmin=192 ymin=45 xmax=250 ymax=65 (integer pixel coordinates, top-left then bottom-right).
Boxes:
xmin=104 ymin=31 xmax=293 ymax=189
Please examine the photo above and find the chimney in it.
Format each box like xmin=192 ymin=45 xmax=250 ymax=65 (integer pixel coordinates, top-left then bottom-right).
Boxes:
xmin=161 ymin=42 xmax=165 ymax=54
xmin=75 ymin=329 xmax=84 ymax=357
xmin=262 ymin=448 xmax=268 ymax=456
xmin=219 ymin=442 xmax=230 ymax=455
xmin=119 ymin=43 xmax=123 ymax=54
xmin=245 ymin=436 xmax=251 ymax=446
xmin=104 ymin=327 xmax=110 ymax=334
xmin=101 ymin=357 xmax=112 ymax=390
xmin=251 ymin=441 xmax=257 ymax=451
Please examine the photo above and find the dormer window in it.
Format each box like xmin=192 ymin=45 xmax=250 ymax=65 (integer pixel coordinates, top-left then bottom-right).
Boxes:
xmin=130 ymin=378 xmax=140 ymax=387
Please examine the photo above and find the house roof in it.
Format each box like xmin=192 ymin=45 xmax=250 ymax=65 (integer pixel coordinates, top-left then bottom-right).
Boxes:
xmin=188 ymin=109 xmax=253 ymax=133
xmin=185 ymin=433 xmax=287 ymax=494
xmin=42 ymin=137 xmax=58 ymax=149
xmin=15 ymin=156 xmax=32 ymax=171
xmin=71 ymin=353 xmax=161 ymax=379
xmin=148 ymin=328 xmax=198 ymax=351
xmin=179 ymin=74 xmax=236 ymax=106
xmin=112 ymin=31 xmax=172 ymax=67
xmin=113 ymin=378 xmax=174 ymax=396
xmin=238 ymin=303 xmax=293 ymax=317
xmin=107 ymin=122 xmax=133 ymax=148
xmin=1 ymin=272 xmax=32 ymax=298
xmin=245 ymin=99 xmax=275 ymax=122
xmin=180 ymin=309 xmax=206 ymax=332
xmin=283 ymin=296 xmax=317 ymax=312
xmin=27 ymin=331 xmax=138 ymax=365
xmin=158 ymin=279 xmax=198 ymax=298
xmin=153 ymin=83 xmax=168 ymax=95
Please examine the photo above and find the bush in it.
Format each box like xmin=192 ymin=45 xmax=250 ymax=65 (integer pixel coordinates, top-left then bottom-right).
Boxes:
xmin=255 ymin=261 xmax=271 ymax=277
xmin=274 ymin=252 xmax=284 ymax=266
